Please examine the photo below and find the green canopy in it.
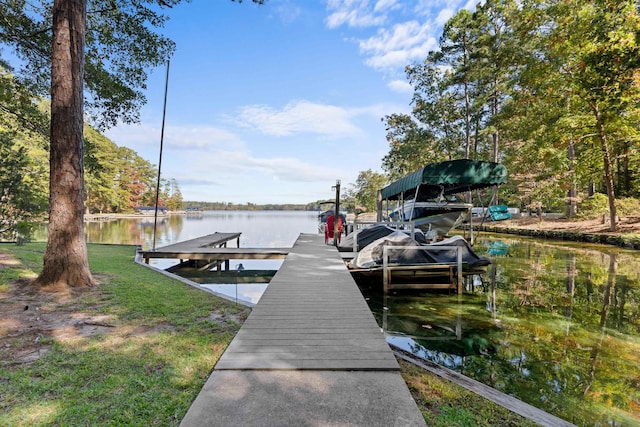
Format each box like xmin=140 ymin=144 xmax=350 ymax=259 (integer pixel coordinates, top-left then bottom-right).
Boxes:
xmin=381 ymin=159 xmax=507 ymax=200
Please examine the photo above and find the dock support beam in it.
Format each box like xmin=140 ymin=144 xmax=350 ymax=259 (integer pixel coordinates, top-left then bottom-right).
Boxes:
xmin=382 ymin=245 xmax=463 ymax=294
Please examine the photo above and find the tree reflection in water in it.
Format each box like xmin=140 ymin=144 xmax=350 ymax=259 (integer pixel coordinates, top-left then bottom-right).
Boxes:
xmin=359 ymin=235 xmax=640 ymax=427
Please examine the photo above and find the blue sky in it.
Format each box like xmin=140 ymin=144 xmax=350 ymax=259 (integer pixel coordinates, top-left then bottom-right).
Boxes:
xmin=104 ymin=0 xmax=479 ymax=205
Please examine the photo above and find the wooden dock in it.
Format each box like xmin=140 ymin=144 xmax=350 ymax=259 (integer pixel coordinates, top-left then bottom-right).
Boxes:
xmin=179 ymin=233 xmax=426 ymax=426
xmin=140 ymin=232 xmax=290 ymax=271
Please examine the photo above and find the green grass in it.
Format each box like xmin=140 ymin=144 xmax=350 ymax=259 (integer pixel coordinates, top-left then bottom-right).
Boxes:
xmin=0 ymin=243 xmax=539 ymax=426
xmin=399 ymin=359 xmax=539 ymax=427
xmin=0 ymin=243 xmax=249 ymax=427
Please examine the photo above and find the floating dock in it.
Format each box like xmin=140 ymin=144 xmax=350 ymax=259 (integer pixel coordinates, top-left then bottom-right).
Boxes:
xmin=179 ymin=233 xmax=426 ymax=426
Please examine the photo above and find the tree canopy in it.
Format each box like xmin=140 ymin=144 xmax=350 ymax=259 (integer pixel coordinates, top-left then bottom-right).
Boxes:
xmin=373 ymin=0 xmax=640 ymax=227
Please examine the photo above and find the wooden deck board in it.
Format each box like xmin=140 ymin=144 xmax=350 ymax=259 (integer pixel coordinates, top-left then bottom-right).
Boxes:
xmin=156 ymin=232 xmax=242 ymax=251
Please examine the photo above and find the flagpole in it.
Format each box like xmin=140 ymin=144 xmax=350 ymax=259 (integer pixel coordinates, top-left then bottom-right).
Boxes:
xmin=153 ymin=59 xmax=170 ymax=251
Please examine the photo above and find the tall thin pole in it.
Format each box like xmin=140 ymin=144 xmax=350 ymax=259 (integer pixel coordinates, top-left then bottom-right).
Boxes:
xmin=333 ymin=179 xmax=341 ymax=246
xmin=153 ymin=59 xmax=171 ymax=251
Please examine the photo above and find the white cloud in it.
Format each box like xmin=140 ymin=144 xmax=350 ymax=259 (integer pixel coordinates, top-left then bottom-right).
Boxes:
xmin=463 ymin=0 xmax=481 ymax=11
xmin=387 ymin=79 xmax=413 ymax=94
xmin=247 ymin=156 xmax=339 ymax=182
xmin=105 ymin=123 xmax=245 ymax=153
xmin=435 ymin=8 xmax=455 ymax=26
xmin=236 ymin=100 xmax=363 ymax=139
xmin=325 ymin=0 xmax=389 ymax=29
xmin=271 ymin=0 xmax=303 ymax=24
xmin=373 ymin=0 xmax=401 ymax=14
xmin=358 ymin=20 xmax=437 ymax=70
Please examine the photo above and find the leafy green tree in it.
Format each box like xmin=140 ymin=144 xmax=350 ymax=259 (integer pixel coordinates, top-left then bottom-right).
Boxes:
xmin=406 ymin=58 xmax=467 ymax=159
xmin=438 ymin=9 xmax=477 ymax=159
xmin=346 ymin=169 xmax=387 ymax=213
xmin=164 ymin=178 xmax=183 ymax=211
xmin=0 ymin=67 xmax=49 ymax=136
xmin=505 ymin=0 xmax=640 ymax=225
xmin=381 ymin=112 xmax=439 ymax=180
xmin=383 ymin=1 xmax=519 ymax=193
xmin=561 ymin=0 xmax=640 ymax=230
xmin=84 ymin=126 xmax=120 ymax=213
xmin=0 ymin=0 xmax=265 ymax=288
xmin=0 ymin=132 xmax=48 ymax=239
xmin=116 ymin=146 xmax=157 ymax=211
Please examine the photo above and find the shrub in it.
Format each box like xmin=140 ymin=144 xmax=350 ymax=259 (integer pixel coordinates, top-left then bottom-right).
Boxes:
xmin=617 ymin=197 xmax=640 ymax=217
xmin=577 ymin=193 xmax=609 ymax=219
xmin=577 ymin=194 xmax=640 ymax=220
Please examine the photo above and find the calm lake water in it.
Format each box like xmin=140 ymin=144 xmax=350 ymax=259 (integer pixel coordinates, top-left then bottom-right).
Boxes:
xmin=34 ymin=211 xmax=640 ymax=426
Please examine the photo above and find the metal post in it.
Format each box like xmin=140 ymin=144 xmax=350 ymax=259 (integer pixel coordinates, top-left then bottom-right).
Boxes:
xmin=333 ymin=180 xmax=341 ymax=246
xmin=468 ymin=206 xmax=474 ymax=245
xmin=457 ymin=246 xmax=463 ymax=294
xmin=383 ymin=245 xmax=389 ymax=292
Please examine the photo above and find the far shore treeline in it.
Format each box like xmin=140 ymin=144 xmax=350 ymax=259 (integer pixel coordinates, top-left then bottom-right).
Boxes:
xmin=182 ymin=201 xmax=330 ymax=212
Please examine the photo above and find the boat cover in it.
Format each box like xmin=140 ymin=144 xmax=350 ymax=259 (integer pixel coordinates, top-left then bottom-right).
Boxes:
xmin=348 ymin=232 xmax=491 ymax=269
xmin=381 ymin=159 xmax=507 ymax=200
xmin=488 ymin=205 xmax=512 ymax=221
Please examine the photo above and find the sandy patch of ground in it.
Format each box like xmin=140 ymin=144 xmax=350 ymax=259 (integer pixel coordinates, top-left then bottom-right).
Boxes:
xmin=486 ymin=215 xmax=640 ymax=235
xmin=0 ymin=276 xmax=119 ymax=367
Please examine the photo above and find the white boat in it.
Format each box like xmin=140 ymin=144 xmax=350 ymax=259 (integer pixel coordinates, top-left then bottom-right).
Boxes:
xmin=388 ymin=198 xmax=472 ymax=235
xmin=380 ymin=159 xmax=508 ymax=237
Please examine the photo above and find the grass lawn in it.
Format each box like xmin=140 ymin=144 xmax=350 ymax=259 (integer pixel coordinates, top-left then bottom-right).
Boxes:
xmin=0 ymin=243 xmax=250 ymax=426
xmin=1 ymin=242 xmax=538 ymax=426
xmin=400 ymin=359 xmax=538 ymax=427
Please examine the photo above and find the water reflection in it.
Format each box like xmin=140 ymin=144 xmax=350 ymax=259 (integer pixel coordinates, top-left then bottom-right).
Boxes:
xmin=360 ymin=235 xmax=640 ymax=426
xmin=33 ymin=211 xmax=319 ymax=305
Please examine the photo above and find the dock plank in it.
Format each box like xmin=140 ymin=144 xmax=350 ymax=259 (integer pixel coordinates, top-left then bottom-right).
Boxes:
xmin=156 ymin=232 xmax=242 ymax=251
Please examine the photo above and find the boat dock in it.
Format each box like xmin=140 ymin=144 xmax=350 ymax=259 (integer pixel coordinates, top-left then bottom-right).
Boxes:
xmin=179 ymin=233 xmax=426 ymax=426
xmin=140 ymin=232 xmax=290 ymax=271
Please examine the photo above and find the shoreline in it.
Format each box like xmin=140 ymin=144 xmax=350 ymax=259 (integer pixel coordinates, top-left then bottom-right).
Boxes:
xmin=469 ymin=215 xmax=640 ymax=250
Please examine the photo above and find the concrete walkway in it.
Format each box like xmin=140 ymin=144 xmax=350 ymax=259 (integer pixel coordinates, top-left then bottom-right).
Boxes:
xmin=180 ymin=233 xmax=426 ymax=426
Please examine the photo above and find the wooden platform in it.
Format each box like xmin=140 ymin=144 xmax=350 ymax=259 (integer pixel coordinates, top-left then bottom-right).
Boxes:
xmin=139 ymin=232 xmax=290 ymax=267
xmin=180 ymin=233 xmax=426 ymax=426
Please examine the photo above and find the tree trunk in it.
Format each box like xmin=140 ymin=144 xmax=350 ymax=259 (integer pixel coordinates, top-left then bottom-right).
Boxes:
xmin=34 ymin=0 xmax=95 ymax=288
xmin=490 ymin=79 xmax=499 ymax=206
xmin=594 ymin=106 xmax=617 ymax=231
xmin=566 ymin=141 xmax=577 ymax=218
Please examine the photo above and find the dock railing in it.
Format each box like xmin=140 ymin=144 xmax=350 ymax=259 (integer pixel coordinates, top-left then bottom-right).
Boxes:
xmin=382 ymin=245 xmax=463 ymax=294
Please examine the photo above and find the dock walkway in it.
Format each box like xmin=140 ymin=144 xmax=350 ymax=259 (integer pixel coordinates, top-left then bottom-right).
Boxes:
xmin=180 ymin=233 xmax=426 ymax=426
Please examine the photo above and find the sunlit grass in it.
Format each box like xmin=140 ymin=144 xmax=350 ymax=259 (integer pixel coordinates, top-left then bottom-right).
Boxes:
xmin=399 ymin=359 xmax=539 ymax=427
xmin=0 ymin=243 xmax=249 ymax=427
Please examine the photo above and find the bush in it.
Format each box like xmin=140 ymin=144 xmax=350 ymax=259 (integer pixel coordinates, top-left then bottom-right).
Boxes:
xmin=617 ymin=197 xmax=640 ymax=217
xmin=577 ymin=194 xmax=640 ymax=220
xmin=577 ymin=193 xmax=609 ymax=219
xmin=15 ymin=221 xmax=33 ymax=245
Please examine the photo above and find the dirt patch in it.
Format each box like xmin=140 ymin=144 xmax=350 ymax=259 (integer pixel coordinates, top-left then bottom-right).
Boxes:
xmin=0 ymin=254 xmax=159 ymax=367
xmin=484 ymin=216 xmax=640 ymax=235
xmin=0 ymin=267 xmax=113 ymax=366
